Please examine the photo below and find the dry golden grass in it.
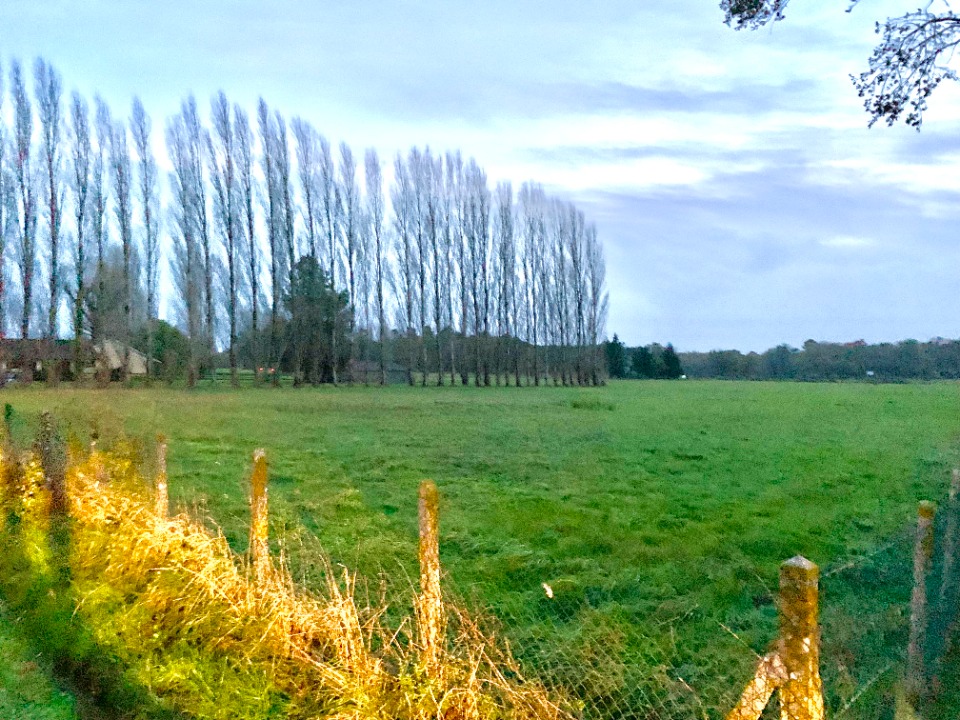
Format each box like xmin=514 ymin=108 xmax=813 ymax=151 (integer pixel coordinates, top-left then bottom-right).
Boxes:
xmin=1 ymin=438 xmax=575 ymax=720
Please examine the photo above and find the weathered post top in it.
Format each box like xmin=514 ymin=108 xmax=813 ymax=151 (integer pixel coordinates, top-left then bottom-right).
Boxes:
xmin=251 ymin=448 xmax=268 ymax=498
xmin=418 ymin=480 xmax=439 ymax=534
xmin=418 ymin=480 xmax=441 ymax=587
xmin=781 ymin=555 xmax=818 ymax=578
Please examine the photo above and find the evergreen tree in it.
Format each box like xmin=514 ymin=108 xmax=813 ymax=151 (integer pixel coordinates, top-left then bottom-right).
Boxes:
xmin=632 ymin=346 xmax=656 ymax=379
xmin=286 ymin=255 xmax=350 ymax=385
xmin=604 ymin=334 xmax=627 ymax=379
xmin=661 ymin=343 xmax=683 ymax=379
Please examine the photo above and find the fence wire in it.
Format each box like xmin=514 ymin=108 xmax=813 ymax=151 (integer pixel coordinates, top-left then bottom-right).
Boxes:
xmin=434 ymin=490 xmax=960 ymax=720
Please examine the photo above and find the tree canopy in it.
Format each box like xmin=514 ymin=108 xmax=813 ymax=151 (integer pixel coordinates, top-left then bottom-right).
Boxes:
xmin=722 ymin=0 xmax=960 ymax=128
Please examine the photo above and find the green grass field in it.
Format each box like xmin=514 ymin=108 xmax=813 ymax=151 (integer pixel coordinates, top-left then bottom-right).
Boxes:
xmin=0 ymin=604 xmax=76 ymax=720
xmin=3 ymin=380 xmax=960 ymax=716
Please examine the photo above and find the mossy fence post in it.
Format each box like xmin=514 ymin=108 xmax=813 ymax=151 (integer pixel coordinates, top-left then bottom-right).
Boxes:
xmin=778 ymin=555 xmax=824 ymax=720
xmin=249 ymin=448 xmax=270 ymax=582
xmin=907 ymin=500 xmax=936 ymax=705
xmin=155 ymin=435 xmax=168 ymax=519
xmin=726 ymin=555 xmax=822 ymax=720
xmin=417 ymin=479 xmax=445 ymax=677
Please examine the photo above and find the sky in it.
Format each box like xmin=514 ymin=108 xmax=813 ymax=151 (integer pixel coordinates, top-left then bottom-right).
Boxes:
xmin=3 ymin=0 xmax=960 ymax=352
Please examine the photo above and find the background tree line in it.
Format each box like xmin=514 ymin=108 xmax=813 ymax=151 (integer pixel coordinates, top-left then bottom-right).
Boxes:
xmin=604 ymin=336 xmax=684 ymax=380
xmin=605 ymin=337 xmax=960 ymax=382
xmin=0 ymin=57 xmax=609 ymax=387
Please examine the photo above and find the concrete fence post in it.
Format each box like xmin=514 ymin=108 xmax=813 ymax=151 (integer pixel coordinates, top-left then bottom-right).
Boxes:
xmin=907 ymin=500 xmax=936 ymax=704
xmin=778 ymin=555 xmax=824 ymax=720
xmin=155 ymin=435 xmax=168 ymax=519
xmin=249 ymin=448 xmax=270 ymax=582
xmin=417 ymin=479 xmax=445 ymax=675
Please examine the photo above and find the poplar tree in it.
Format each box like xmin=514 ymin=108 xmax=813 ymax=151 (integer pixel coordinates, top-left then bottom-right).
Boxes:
xmin=318 ymin=134 xmax=338 ymax=382
xmin=391 ymin=153 xmax=416 ymax=385
xmin=494 ymin=182 xmax=516 ymax=386
xmin=338 ymin=142 xmax=360 ymax=375
xmin=0 ymin=61 xmax=8 ymax=343
xmin=35 ymin=58 xmax=64 ymax=355
xmin=131 ymin=97 xmax=159 ymax=382
xmin=234 ymin=105 xmax=259 ymax=379
xmin=182 ymin=96 xmax=213 ymax=371
xmin=166 ymin=108 xmax=201 ymax=386
xmin=207 ymin=91 xmax=240 ymax=386
xmin=108 ymin=118 xmax=134 ymax=382
xmin=257 ymin=99 xmax=282 ymax=386
xmin=292 ymin=118 xmax=320 ymax=261
xmin=11 ymin=60 xmax=37 ymax=347
xmin=91 ymin=97 xmax=111 ymax=348
xmin=364 ymin=148 xmax=388 ymax=385
xmin=68 ymin=91 xmax=92 ymax=375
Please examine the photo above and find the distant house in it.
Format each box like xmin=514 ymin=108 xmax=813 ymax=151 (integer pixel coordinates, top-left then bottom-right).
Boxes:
xmin=93 ymin=339 xmax=152 ymax=377
xmin=0 ymin=338 xmax=154 ymax=382
xmin=0 ymin=339 xmax=76 ymax=379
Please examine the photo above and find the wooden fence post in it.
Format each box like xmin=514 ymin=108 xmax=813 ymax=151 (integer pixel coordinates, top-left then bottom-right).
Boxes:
xmin=417 ymin=479 xmax=445 ymax=675
xmin=155 ymin=435 xmax=168 ymax=519
xmin=939 ymin=470 xmax=960 ymax=605
xmin=249 ymin=448 xmax=270 ymax=582
xmin=907 ymin=500 xmax=936 ymax=704
xmin=36 ymin=412 xmax=67 ymax=518
xmin=778 ymin=556 xmax=824 ymax=720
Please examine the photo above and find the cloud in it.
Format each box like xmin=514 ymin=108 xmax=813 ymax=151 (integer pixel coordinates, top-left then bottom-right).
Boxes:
xmin=820 ymin=235 xmax=873 ymax=248
xmin=3 ymin=0 xmax=960 ymax=353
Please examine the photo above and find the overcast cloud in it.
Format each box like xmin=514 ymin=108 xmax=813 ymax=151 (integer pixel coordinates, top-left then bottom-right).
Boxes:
xmin=1 ymin=0 xmax=958 ymax=351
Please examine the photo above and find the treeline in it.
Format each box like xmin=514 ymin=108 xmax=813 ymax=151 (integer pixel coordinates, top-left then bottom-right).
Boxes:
xmin=603 ymin=336 xmax=960 ymax=383
xmin=679 ymin=339 xmax=960 ymax=382
xmin=0 ymin=57 xmax=609 ymax=387
xmin=604 ymin=336 xmax=684 ymax=379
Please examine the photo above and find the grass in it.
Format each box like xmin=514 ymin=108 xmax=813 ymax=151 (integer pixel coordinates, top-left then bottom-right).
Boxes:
xmin=2 ymin=380 xmax=959 ymax=716
xmin=0 ymin=441 xmax=574 ymax=720
xmin=0 ymin=603 xmax=76 ymax=720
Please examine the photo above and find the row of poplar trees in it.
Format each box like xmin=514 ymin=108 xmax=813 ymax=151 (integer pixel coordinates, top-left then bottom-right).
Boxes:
xmin=0 ymin=57 xmax=609 ymax=387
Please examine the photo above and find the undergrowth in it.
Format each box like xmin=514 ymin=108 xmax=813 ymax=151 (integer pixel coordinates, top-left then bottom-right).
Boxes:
xmin=0 ymin=432 xmax=574 ymax=720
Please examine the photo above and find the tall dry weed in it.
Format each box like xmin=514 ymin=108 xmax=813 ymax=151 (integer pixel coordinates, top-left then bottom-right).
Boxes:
xmin=1 ymin=439 xmax=574 ymax=720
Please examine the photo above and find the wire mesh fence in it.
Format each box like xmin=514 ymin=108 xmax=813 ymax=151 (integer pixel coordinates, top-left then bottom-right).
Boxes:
xmin=14 ymin=412 xmax=960 ymax=720
xmin=434 ymin=482 xmax=960 ymax=720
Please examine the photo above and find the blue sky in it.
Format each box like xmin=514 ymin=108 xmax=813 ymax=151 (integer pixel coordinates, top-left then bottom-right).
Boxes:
xmin=3 ymin=0 xmax=960 ymax=351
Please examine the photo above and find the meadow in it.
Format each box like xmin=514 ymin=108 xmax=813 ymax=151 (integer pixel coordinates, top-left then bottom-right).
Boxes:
xmin=2 ymin=380 xmax=960 ymax=717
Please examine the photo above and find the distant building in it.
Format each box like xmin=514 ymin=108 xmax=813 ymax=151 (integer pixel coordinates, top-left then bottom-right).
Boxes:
xmin=93 ymin=340 xmax=152 ymax=377
xmin=0 ymin=338 xmax=154 ymax=382
xmin=0 ymin=339 xmax=75 ymax=378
